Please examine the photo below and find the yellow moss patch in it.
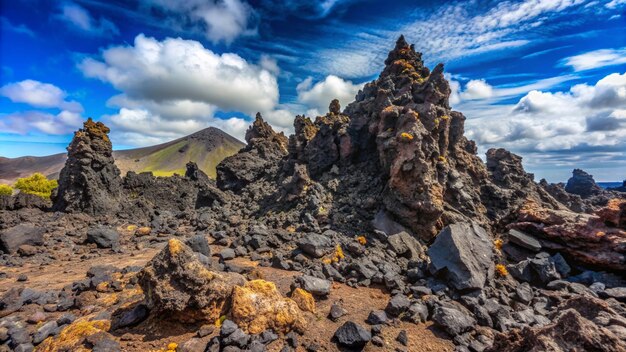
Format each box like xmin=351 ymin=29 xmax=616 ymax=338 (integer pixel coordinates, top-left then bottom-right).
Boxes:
xmin=596 ymin=231 xmax=606 ymax=237
xmin=126 ymin=225 xmax=138 ymax=232
xmin=495 ymin=264 xmax=508 ymax=277
xmin=136 ymin=227 xmax=151 ymax=236
xmin=167 ymin=238 xmax=184 ymax=255
xmin=399 ymin=132 xmax=414 ymax=142
xmin=356 ymin=236 xmax=367 ymax=245
xmin=286 ymin=225 xmax=296 ymax=233
xmin=291 ymin=288 xmax=316 ymax=313
xmin=494 ymin=239 xmax=503 ymax=251
xmin=167 ymin=342 xmax=178 ymax=351
xmin=215 ymin=315 xmax=226 ymax=328
xmin=36 ymin=319 xmax=111 ymax=352
xmin=321 ymin=258 xmax=332 ymax=265
xmin=437 ymin=156 xmax=447 ymax=163
xmin=441 ymin=115 xmax=450 ymax=120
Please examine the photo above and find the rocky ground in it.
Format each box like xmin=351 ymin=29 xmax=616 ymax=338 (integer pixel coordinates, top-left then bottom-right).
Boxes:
xmin=1 ymin=36 xmax=626 ymax=352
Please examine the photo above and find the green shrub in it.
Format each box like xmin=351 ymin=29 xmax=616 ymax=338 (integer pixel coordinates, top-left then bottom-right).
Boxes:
xmin=0 ymin=184 xmax=12 ymax=196
xmin=14 ymin=173 xmax=58 ymax=198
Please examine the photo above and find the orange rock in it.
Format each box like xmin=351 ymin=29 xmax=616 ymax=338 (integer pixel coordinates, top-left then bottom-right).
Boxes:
xmin=231 ymin=280 xmax=306 ymax=334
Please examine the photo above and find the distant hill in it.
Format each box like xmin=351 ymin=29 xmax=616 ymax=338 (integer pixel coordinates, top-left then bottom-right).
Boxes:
xmin=0 ymin=127 xmax=245 ymax=184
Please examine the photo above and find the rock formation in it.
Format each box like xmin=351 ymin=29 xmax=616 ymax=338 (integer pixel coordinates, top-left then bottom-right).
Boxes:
xmin=138 ymin=239 xmax=246 ymax=322
xmin=510 ymin=198 xmax=626 ymax=270
xmin=53 ymin=118 xmax=123 ymax=215
xmin=565 ymin=168 xmax=602 ymax=198
xmin=216 ymin=113 xmax=288 ymax=192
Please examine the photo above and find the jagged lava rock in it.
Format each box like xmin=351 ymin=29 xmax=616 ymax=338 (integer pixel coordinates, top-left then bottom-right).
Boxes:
xmin=216 ymin=113 xmax=288 ymax=192
xmin=53 ymin=118 xmax=123 ymax=215
xmin=428 ymin=222 xmax=494 ymax=290
xmin=565 ymin=168 xmax=602 ymax=198
xmin=138 ymin=239 xmax=245 ymax=322
xmin=342 ymin=35 xmax=491 ymax=240
xmin=511 ymin=199 xmax=626 ymax=270
xmin=488 ymin=296 xmax=626 ymax=352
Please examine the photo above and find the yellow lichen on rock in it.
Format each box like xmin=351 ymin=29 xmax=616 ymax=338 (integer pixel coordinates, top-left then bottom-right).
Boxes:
xmin=291 ymin=288 xmax=316 ymax=313
xmin=36 ymin=319 xmax=111 ymax=352
xmin=167 ymin=238 xmax=183 ymax=255
xmin=231 ymin=280 xmax=307 ymax=334
xmin=136 ymin=226 xmax=151 ymax=236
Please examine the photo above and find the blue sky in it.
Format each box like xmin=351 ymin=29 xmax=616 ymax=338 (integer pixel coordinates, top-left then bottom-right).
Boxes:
xmin=1 ymin=0 xmax=626 ymax=182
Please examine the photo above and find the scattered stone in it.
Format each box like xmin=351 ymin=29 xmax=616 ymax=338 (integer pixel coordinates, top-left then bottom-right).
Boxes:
xmin=366 ymin=310 xmax=389 ymax=325
xmin=33 ymin=321 xmax=58 ymax=344
xmin=329 ymin=301 xmax=347 ymax=321
xmin=111 ymin=303 xmax=149 ymax=329
xmin=432 ymin=305 xmax=476 ymax=336
xmin=333 ymin=321 xmax=371 ymax=349
xmin=507 ymin=229 xmax=541 ymax=252
xmin=86 ymin=226 xmax=120 ymax=249
xmin=297 ymin=234 xmax=332 ymax=258
xmin=0 ymin=224 xmax=45 ymax=254
xmin=385 ymin=294 xmax=411 ymax=317
xmin=219 ymin=248 xmax=236 ymax=261
xmin=515 ymin=282 xmax=534 ymax=305
xmin=295 ymin=275 xmax=331 ymax=296
xmin=428 ymin=223 xmax=494 ymax=290
xmin=396 ymin=330 xmax=408 ymax=346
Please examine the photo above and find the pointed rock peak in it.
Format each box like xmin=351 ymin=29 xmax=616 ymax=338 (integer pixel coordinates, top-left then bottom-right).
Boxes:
xmin=382 ymin=35 xmax=425 ymax=78
xmin=329 ymin=99 xmax=341 ymax=114
xmin=395 ymin=34 xmax=408 ymax=50
xmin=244 ymin=112 xmax=289 ymax=151
xmin=245 ymin=112 xmax=277 ymax=143
xmin=80 ymin=118 xmax=111 ymax=143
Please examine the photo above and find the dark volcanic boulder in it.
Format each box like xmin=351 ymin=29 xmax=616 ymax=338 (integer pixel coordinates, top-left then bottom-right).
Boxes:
xmin=86 ymin=226 xmax=119 ymax=249
xmin=428 ymin=222 xmax=494 ymax=290
xmin=565 ymin=169 xmax=602 ymax=198
xmin=0 ymin=193 xmax=51 ymax=211
xmin=53 ymin=118 xmax=123 ymax=215
xmin=138 ymin=238 xmax=245 ymax=322
xmin=0 ymin=224 xmax=44 ymax=254
xmin=333 ymin=321 xmax=371 ymax=349
xmin=216 ymin=113 xmax=288 ymax=192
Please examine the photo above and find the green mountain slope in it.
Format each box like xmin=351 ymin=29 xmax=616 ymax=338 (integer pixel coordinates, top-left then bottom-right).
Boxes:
xmin=0 ymin=127 xmax=244 ymax=184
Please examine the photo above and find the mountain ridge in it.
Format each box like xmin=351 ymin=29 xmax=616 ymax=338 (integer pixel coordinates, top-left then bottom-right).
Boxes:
xmin=0 ymin=126 xmax=244 ymax=184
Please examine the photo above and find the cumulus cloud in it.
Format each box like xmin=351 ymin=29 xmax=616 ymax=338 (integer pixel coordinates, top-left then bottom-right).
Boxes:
xmin=460 ymin=79 xmax=494 ymax=100
xmin=0 ymin=79 xmax=82 ymax=112
xmin=562 ymin=47 xmax=626 ymax=71
xmin=296 ymin=75 xmax=364 ymax=116
xmin=59 ymin=1 xmax=119 ymax=37
xmin=78 ymin=34 xmax=295 ymax=145
xmin=140 ymin=0 xmax=257 ymax=44
xmin=79 ymin=34 xmax=278 ymax=115
xmin=460 ymin=71 xmax=626 ymax=180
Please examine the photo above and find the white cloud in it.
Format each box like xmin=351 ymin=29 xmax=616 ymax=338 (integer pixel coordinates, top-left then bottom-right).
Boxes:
xmin=79 ymin=34 xmax=278 ymax=115
xmin=311 ymin=0 xmax=593 ymax=78
xmin=259 ymin=55 xmax=280 ymax=76
xmin=140 ymin=0 xmax=257 ymax=44
xmin=606 ymin=0 xmax=626 ymax=9
xmin=562 ymin=47 xmax=626 ymax=71
xmin=460 ymin=79 xmax=494 ymax=100
xmin=59 ymin=1 xmax=119 ymax=37
xmin=296 ymin=75 xmax=364 ymax=116
xmin=0 ymin=110 xmax=83 ymax=135
xmin=0 ymin=79 xmax=82 ymax=112
xmin=459 ymin=71 xmax=626 ymax=181
xmin=79 ymin=34 xmax=296 ymax=145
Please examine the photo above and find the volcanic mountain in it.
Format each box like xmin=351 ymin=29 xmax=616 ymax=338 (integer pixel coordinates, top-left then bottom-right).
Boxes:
xmin=0 ymin=127 xmax=244 ymax=183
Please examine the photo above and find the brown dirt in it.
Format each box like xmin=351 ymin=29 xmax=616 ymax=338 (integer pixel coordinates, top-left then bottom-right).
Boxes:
xmin=1 ymin=244 xmax=454 ymax=352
